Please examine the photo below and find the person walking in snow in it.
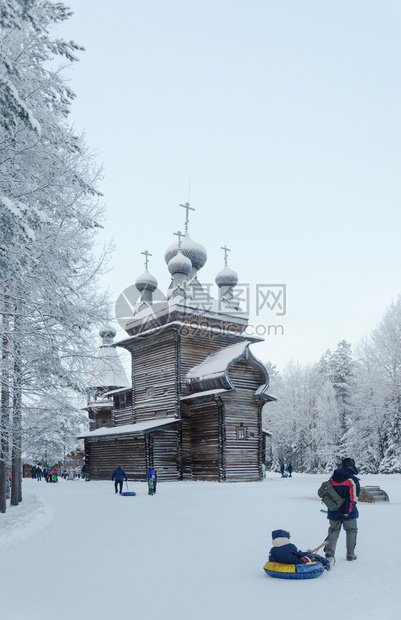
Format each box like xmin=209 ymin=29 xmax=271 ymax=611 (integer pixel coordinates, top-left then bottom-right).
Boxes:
xmin=269 ymin=529 xmax=329 ymax=569
xmin=286 ymin=463 xmax=293 ymax=477
xmin=280 ymin=463 xmax=285 ymax=477
xmin=111 ymin=465 xmax=128 ymax=494
xmin=324 ymin=457 xmax=360 ymax=567
xmin=147 ymin=467 xmax=157 ymax=495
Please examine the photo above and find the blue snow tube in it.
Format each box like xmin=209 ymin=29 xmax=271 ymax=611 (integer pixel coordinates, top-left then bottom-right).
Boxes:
xmin=263 ymin=561 xmax=324 ymax=580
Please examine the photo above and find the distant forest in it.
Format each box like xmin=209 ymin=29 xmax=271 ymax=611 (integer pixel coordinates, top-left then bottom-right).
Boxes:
xmin=263 ymin=296 xmax=401 ymax=474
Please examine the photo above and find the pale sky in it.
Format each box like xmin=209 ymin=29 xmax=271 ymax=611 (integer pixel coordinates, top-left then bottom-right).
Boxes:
xmin=55 ymin=0 xmax=401 ymax=370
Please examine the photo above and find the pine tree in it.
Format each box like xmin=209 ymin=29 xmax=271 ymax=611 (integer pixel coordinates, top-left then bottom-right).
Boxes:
xmin=319 ymin=340 xmax=355 ymax=459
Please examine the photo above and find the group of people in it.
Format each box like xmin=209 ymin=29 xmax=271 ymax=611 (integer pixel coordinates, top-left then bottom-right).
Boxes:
xmin=111 ymin=465 xmax=157 ymax=495
xmin=29 ymin=464 xmax=86 ymax=482
xmin=280 ymin=463 xmax=293 ymax=477
xmin=270 ymin=457 xmax=360 ymax=571
xmin=30 ymin=465 xmax=56 ymax=482
xmin=61 ymin=466 xmax=85 ymax=480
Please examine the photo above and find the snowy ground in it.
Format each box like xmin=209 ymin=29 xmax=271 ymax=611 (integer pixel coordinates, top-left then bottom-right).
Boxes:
xmin=1 ymin=473 xmax=400 ymax=620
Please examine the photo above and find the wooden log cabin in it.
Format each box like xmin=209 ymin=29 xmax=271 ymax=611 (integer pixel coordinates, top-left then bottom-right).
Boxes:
xmin=79 ymin=206 xmax=276 ymax=482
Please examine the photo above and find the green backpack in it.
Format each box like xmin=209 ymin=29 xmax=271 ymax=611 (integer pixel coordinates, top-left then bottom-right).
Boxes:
xmin=318 ymin=480 xmax=346 ymax=512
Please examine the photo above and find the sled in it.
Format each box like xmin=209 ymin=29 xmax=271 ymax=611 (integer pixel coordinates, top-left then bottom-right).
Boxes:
xmin=121 ymin=482 xmax=136 ymax=496
xmin=358 ymin=486 xmax=389 ymax=503
xmin=263 ymin=561 xmax=324 ymax=580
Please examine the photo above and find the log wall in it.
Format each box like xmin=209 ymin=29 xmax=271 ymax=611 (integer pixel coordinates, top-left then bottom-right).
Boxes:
xmin=151 ymin=428 xmax=180 ymax=480
xmin=85 ymin=435 xmax=147 ymax=481
xmin=221 ymin=359 xmax=263 ymax=482
xmin=113 ymin=405 xmax=133 ymax=426
xmin=181 ymin=400 xmax=221 ymax=481
xmin=127 ymin=330 xmax=179 ymax=422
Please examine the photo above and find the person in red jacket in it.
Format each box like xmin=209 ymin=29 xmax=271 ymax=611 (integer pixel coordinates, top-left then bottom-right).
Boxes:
xmin=324 ymin=457 xmax=360 ymax=567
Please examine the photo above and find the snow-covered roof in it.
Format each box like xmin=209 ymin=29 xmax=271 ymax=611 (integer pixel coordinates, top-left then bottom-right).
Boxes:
xmin=255 ymin=385 xmax=278 ymax=402
xmin=77 ymin=418 xmax=178 ymax=439
xmin=103 ymin=387 xmax=132 ymax=397
xmin=186 ymin=341 xmax=249 ymax=385
xmin=185 ymin=340 xmax=275 ymax=401
xmin=123 ymin=299 xmax=250 ymax=336
xmin=88 ymin=342 xmax=130 ymax=390
xmin=180 ymin=388 xmax=234 ymax=401
xmin=116 ymin=320 xmax=262 ymax=352
xmin=83 ymin=398 xmax=113 ymax=411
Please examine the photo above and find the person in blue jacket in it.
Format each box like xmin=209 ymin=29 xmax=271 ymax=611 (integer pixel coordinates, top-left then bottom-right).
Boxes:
xmin=269 ymin=530 xmax=329 ymax=569
xmin=147 ymin=467 xmax=157 ymax=495
xmin=324 ymin=457 xmax=360 ymax=566
xmin=111 ymin=465 xmax=128 ymax=494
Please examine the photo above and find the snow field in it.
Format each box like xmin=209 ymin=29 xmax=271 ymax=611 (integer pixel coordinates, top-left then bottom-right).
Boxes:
xmin=1 ymin=474 xmax=400 ymax=620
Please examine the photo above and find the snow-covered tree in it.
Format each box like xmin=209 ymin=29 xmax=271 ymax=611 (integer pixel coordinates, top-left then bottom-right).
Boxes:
xmin=318 ymin=340 xmax=355 ymax=457
xmin=263 ymin=361 xmax=340 ymax=473
xmin=369 ymin=297 xmax=401 ymax=472
xmin=22 ymin=393 xmax=87 ymax=465
xmin=0 ymin=1 xmax=111 ymax=512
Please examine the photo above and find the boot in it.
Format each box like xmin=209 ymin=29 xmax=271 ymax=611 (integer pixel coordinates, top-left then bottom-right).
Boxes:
xmin=325 ymin=552 xmax=336 ymax=570
xmin=347 ymin=551 xmax=357 ymax=561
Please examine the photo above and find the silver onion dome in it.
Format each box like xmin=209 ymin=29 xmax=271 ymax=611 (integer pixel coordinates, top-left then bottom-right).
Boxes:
xmin=165 ymin=233 xmax=207 ymax=272
xmin=135 ymin=268 xmax=158 ymax=292
xmin=99 ymin=326 xmax=116 ymax=346
xmin=215 ymin=265 xmax=239 ymax=288
xmin=168 ymin=249 xmax=192 ymax=276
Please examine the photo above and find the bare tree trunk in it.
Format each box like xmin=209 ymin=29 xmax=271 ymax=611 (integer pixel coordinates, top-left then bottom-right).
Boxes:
xmin=11 ymin=301 xmax=22 ymax=505
xmin=0 ymin=301 xmax=10 ymax=513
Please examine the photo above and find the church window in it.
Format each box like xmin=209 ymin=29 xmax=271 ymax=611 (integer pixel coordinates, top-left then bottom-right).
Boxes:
xmin=236 ymin=424 xmax=247 ymax=440
xmin=117 ymin=393 xmax=127 ymax=409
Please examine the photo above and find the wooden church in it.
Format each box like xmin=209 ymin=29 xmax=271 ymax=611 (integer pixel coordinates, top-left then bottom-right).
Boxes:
xmin=79 ymin=204 xmax=276 ymax=482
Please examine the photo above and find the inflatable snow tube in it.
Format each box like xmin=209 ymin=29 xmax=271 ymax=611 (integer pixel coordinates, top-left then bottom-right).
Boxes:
xmin=263 ymin=561 xmax=324 ymax=580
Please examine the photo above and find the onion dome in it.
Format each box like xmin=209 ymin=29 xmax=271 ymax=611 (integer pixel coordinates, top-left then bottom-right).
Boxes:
xmin=168 ymin=249 xmax=192 ymax=276
xmin=181 ymin=233 xmax=207 ymax=271
xmin=99 ymin=326 xmax=116 ymax=346
xmin=165 ymin=240 xmax=179 ymax=266
xmin=165 ymin=233 xmax=207 ymax=272
xmin=135 ymin=268 xmax=158 ymax=293
xmin=215 ymin=265 xmax=238 ymax=288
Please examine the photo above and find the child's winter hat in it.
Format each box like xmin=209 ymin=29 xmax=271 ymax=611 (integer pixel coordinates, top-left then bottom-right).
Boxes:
xmin=272 ymin=529 xmax=290 ymax=540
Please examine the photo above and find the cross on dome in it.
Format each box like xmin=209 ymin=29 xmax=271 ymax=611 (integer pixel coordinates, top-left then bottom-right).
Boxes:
xmin=221 ymin=245 xmax=231 ymax=266
xmin=141 ymin=250 xmax=152 ymax=268
xmin=179 ymin=201 xmax=195 ymax=233
xmin=173 ymin=230 xmax=184 ymax=249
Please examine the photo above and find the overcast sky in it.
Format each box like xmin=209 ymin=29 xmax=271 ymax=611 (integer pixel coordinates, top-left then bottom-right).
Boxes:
xmin=55 ymin=0 xmax=401 ymax=370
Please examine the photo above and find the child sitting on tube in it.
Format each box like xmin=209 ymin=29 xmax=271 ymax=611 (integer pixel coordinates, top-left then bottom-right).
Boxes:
xmin=269 ymin=529 xmax=330 ymax=570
